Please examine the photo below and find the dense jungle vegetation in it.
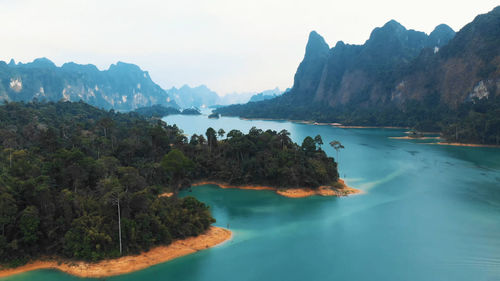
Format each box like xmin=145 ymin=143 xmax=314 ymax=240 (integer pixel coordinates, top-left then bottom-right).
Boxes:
xmin=0 ymin=101 xmax=340 ymax=265
xmin=215 ymin=95 xmax=500 ymax=145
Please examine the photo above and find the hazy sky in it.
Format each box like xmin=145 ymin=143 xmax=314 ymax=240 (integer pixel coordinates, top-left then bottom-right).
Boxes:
xmin=0 ymin=0 xmax=498 ymax=95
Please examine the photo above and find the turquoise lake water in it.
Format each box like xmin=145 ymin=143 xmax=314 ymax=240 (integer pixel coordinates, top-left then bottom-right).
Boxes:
xmin=3 ymin=113 xmax=500 ymax=281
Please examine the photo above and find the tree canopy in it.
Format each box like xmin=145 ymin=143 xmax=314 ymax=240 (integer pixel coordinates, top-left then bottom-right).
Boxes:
xmin=0 ymin=101 xmax=342 ymax=266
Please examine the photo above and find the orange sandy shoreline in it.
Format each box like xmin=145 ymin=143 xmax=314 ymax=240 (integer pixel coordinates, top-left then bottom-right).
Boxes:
xmin=389 ymin=136 xmax=441 ymax=140
xmin=158 ymin=192 xmax=174 ymax=197
xmin=335 ymin=125 xmax=407 ymax=129
xmin=0 ymin=226 xmax=232 ymax=279
xmin=432 ymin=142 xmax=500 ymax=148
xmin=192 ymin=178 xmax=362 ymax=198
xmin=238 ymin=117 xmax=407 ymax=129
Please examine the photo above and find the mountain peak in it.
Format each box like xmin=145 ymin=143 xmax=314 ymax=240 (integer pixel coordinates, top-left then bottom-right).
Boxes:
xmin=108 ymin=61 xmax=142 ymax=73
xmin=29 ymin=57 xmax=56 ymax=68
xmin=429 ymin=24 xmax=455 ymax=47
xmin=367 ymin=20 xmax=408 ymax=44
xmin=432 ymin=24 xmax=454 ymax=34
xmin=383 ymin=19 xmax=405 ymax=30
xmin=305 ymin=31 xmax=330 ymax=59
xmin=61 ymin=62 xmax=99 ymax=72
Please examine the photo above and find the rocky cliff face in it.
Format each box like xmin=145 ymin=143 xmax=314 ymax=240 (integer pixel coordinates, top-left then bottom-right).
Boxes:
xmin=287 ymin=7 xmax=500 ymax=111
xmin=291 ymin=31 xmax=330 ymax=102
xmin=289 ymin=20 xmax=456 ymax=108
xmin=0 ymin=59 xmax=178 ymax=111
xmin=396 ymin=6 xmax=500 ymax=108
xmin=214 ymin=6 xmax=500 ymax=144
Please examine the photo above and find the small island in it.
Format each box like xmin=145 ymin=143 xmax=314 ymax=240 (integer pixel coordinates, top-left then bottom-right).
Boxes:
xmin=134 ymin=104 xmax=181 ymax=118
xmin=389 ymin=129 xmax=442 ymax=140
xmin=181 ymin=108 xmax=202 ymax=115
xmin=208 ymin=112 xmax=220 ymax=119
xmin=0 ymin=101 xmax=358 ymax=277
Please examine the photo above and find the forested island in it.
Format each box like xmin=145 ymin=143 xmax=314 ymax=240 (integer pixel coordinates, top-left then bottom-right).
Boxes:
xmin=0 ymin=101 xmax=352 ymax=276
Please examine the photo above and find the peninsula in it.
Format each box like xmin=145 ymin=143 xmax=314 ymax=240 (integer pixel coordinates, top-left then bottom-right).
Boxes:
xmin=0 ymin=227 xmax=231 ymax=278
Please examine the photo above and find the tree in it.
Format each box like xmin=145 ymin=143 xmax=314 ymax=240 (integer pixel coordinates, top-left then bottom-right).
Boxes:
xmin=278 ymin=129 xmax=291 ymax=150
xmin=19 ymin=206 xmax=40 ymax=244
xmin=98 ymin=117 xmax=114 ymax=138
xmin=197 ymin=135 xmax=206 ymax=145
xmin=100 ymin=177 xmax=124 ymax=255
xmin=0 ymin=193 xmax=16 ymax=236
xmin=205 ymin=127 xmax=217 ymax=152
xmin=217 ymin=128 xmax=225 ymax=139
xmin=329 ymin=140 xmax=344 ymax=164
xmin=314 ymin=135 xmax=323 ymax=149
xmin=189 ymin=134 xmax=199 ymax=145
xmin=301 ymin=136 xmax=317 ymax=155
xmin=161 ymin=149 xmax=194 ymax=188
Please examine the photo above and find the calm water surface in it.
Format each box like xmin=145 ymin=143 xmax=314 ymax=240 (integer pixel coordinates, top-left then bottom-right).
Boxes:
xmin=4 ymin=113 xmax=500 ymax=281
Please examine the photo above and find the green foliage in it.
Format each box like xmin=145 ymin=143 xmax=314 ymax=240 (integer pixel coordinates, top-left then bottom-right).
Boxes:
xmin=0 ymin=101 xmax=213 ymax=263
xmin=161 ymin=149 xmax=194 ymax=188
xmin=19 ymin=206 xmax=40 ymax=244
xmin=215 ymin=94 xmax=500 ymax=145
xmin=0 ymin=101 xmax=341 ymax=265
xmin=134 ymin=105 xmax=180 ymax=118
xmin=182 ymin=127 xmax=339 ymax=188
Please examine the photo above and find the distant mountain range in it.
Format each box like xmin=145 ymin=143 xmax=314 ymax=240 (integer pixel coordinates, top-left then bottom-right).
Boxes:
xmin=216 ymin=6 xmax=500 ymax=145
xmin=248 ymin=87 xmax=285 ymax=102
xmin=167 ymin=85 xmax=284 ymax=108
xmin=166 ymin=85 xmax=219 ymax=109
xmin=0 ymin=58 xmax=284 ymax=111
xmin=0 ymin=58 xmax=178 ymax=111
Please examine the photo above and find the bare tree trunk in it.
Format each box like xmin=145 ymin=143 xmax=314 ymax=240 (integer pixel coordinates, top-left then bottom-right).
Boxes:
xmin=118 ymin=199 xmax=122 ymax=255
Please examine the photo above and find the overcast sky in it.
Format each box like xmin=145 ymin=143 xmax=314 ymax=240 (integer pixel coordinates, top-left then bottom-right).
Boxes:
xmin=0 ymin=0 xmax=498 ymax=95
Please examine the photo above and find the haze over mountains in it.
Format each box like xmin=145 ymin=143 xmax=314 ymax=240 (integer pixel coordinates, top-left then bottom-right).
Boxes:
xmin=1 ymin=6 xmax=498 ymax=144
xmin=216 ymin=6 xmax=500 ymax=144
xmin=0 ymin=58 xmax=283 ymax=111
xmin=0 ymin=59 xmax=179 ymax=111
xmin=167 ymin=85 xmax=283 ymax=108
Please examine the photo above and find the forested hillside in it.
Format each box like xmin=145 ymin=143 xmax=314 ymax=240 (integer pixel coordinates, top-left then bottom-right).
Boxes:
xmin=0 ymin=101 xmax=341 ymax=266
xmin=0 ymin=101 xmax=211 ymax=265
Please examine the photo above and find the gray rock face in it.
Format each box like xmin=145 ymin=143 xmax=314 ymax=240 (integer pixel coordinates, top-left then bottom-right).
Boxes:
xmin=289 ymin=21 xmax=457 ymax=108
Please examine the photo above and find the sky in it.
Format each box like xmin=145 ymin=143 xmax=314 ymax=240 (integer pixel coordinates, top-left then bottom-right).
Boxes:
xmin=0 ymin=0 xmax=498 ymax=95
